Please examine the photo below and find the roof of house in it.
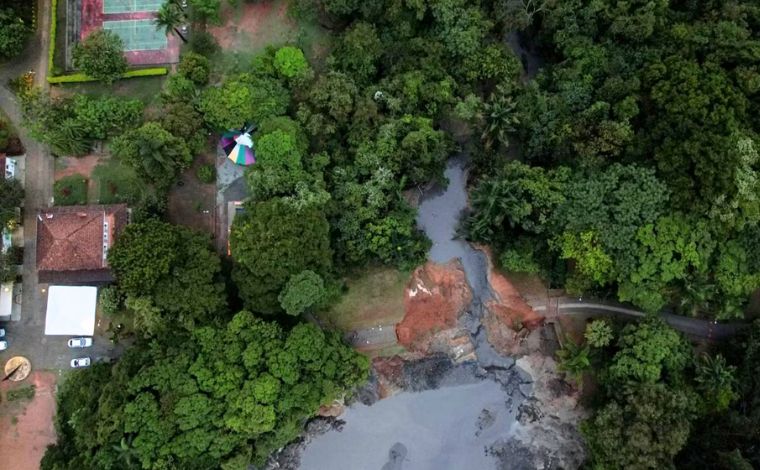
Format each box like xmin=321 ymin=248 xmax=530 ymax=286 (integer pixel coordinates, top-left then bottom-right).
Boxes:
xmin=36 ymin=205 xmax=129 ymax=283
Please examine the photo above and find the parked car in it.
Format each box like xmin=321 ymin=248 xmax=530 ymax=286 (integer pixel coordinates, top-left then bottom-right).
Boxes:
xmin=0 ymin=328 xmax=5 ymax=337
xmin=70 ymin=357 xmax=91 ymax=368
xmin=0 ymin=340 xmax=6 ymax=351
xmin=67 ymin=337 xmax=93 ymax=348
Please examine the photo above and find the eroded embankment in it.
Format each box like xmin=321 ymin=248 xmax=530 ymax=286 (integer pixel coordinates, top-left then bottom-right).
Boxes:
xmin=270 ymin=157 xmax=585 ymax=470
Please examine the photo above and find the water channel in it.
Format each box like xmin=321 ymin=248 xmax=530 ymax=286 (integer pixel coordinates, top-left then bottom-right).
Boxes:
xmin=297 ymin=155 xmax=530 ymax=469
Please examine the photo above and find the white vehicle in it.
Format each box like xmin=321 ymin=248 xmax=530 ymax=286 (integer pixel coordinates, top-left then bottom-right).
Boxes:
xmin=67 ymin=337 xmax=93 ymax=348
xmin=0 ymin=340 xmax=6 ymax=351
xmin=70 ymin=357 xmax=91 ymax=368
xmin=0 ymin=328 xmax=5 ymax=337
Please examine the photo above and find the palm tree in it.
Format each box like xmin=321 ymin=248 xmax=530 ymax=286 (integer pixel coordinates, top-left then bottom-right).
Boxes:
xmin=695 ymin=353 xmax=737 ymax=411
xmin=556 ymin=336 xmax=591 ymax=385
xmin=155 ymin=1 xmax=187 ymax=43
xmin=481 ymin=85 xmax=520 ymax=152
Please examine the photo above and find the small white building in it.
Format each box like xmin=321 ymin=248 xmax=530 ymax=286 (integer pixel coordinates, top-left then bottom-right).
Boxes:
xmin=0 ymin=282 xmax=13 ymax=319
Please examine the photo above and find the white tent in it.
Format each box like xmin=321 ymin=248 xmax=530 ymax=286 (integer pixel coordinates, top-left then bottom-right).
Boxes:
xmin=44 ymin=286 xmax=97 ymax=336
xmin=0 ymin=282 xmax=12 ymax=319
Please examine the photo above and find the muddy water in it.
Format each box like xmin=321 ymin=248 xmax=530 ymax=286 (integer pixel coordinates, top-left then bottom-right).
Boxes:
xmin=300 ymin=380 xmax=518 ymax=470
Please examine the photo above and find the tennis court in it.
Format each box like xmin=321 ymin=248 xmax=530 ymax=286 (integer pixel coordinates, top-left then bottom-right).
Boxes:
xmin=103 ymin=0 xmax=163 ymax=14
xmin=103 ymin=19 xmax=167 ymax=51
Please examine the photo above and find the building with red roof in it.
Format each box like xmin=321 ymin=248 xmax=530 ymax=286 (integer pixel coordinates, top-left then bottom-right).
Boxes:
xmin=36 ymin=204 xmax=129 ymax=284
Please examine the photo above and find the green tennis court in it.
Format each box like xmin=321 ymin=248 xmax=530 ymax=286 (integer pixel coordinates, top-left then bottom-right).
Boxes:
xmin=103 ymin=0 xmax=163 ymax=14
xmin=103 ymin=19 xmax=167 ymax=51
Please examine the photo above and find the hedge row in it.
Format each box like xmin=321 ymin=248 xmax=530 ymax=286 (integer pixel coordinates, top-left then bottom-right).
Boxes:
xmin=48 ymin=0 xmax=57 ymax=74
xmin=47 ymin=68 xmax=168 ymax=84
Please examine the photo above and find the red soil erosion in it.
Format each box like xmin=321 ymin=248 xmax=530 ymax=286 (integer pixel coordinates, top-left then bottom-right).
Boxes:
xmin=395 ymin=260 xmax=472 ymax=351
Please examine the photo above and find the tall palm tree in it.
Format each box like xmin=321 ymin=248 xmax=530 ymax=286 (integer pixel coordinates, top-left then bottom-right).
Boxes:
xmin=481 ymin=85 xmax=520 ymax=152
xmin=556 ymin=336 xmax=591 ymax=385
xmin=695 ymin=353 xmax=738 ymax=411
xmin=155 ymin=0 xmax=187 ymax=43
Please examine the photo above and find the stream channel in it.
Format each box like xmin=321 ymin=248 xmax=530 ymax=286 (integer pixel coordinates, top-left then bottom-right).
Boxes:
xmin=297 ymin=155 xmax=534 ymax=470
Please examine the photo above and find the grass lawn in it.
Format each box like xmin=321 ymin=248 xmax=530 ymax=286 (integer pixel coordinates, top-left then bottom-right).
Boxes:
xmin=91 ymin=160 xmax=146 ymax=205
xmin=318 ymin=267 xmax=410 ymax=332
xmin=55 ymin=76 xmax=166 ymax=106
xmin=53 ymin=174 xmax=88 ymax=205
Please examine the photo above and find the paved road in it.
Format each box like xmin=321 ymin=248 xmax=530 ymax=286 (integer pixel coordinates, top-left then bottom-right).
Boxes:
xmin=533 ymin=298 xmax=745 ymax=340
xmin=0 ymin=0 xmax=120 ymax=370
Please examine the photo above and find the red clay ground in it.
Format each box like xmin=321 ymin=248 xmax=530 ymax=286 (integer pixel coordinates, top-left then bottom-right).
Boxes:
xmin=395 ymin=260 xmax=472 ymax=351
xmin=0 ymin=371 xmax=58 ymax=470
xmin=209 ymin=2 xmax=290 ymax=51
xmin=54 ymin=155 xmax=100 ymax=180
xmin=167 ymin=153 xmax=216 ymax=235
xmin=54 ymin=155 xmax=100 ymax=202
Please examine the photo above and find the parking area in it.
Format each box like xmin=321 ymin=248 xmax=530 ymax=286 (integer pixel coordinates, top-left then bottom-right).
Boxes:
xmin=0 ymin=283 xmax=126 ymax=371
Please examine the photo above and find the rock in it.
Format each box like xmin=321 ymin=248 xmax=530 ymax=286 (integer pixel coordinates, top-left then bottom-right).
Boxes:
xmin=317 ymin=401 xmax=345 ymax=418
xmin=473 ymin=248 xmax=546 ymax=357
xmin=396 ymin=260 xmax=473 ymax=352
xmin=372 ymin=356 xmax=406 ymax=399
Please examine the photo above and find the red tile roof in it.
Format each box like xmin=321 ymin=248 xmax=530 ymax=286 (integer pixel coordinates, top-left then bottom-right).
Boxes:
xmin=36 ymin=205 xmax=129 ymax=280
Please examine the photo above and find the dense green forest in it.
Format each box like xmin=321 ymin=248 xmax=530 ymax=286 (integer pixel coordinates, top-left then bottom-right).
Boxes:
xmin=29 ymin=0 xmax=760 ymax=468
xmin=467 ymin=0 xmax=760 ymax=320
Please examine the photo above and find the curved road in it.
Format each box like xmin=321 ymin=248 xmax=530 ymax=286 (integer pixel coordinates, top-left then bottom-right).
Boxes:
xmin=533 ymin=298 xmax=745 ymax=340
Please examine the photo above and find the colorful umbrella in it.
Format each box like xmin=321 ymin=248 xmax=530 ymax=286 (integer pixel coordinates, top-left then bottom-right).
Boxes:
xmin=220 ymin=129 xmax=256 ymax=166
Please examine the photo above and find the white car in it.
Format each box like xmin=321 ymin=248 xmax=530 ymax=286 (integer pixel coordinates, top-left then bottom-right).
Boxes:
xmin=0 ymin=328 xmax=5 ymax=337
xmin=70 ymin=357 xmax=91 ymax=368
xmin=0 ymin=340 xmax=6 ymax=351
xmin=67 ymin=337 xmax=93 ymax=348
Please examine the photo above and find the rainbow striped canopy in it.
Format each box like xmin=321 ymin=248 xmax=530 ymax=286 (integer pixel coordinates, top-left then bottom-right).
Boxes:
xmin=220 ymin=131 xmax=256 ymax=166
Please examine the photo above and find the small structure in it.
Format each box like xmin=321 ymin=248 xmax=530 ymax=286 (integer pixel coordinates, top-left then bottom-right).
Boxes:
xmin=44 ymin=285 xmax=97 ymax=336
xmin=3 ymin=356 xmax=31 ymax=382
xmin=36 ymin=205 xmax=129 ymax=285
xmin=0 ymin=282 xmax=12 ymax=319
xmin=221 ymin=127 xmax=256 ymax=166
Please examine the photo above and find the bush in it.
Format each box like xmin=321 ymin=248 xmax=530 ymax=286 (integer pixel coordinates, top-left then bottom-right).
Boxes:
xmin=72 ymin=30 xmax=128 ymax=84
xmin=6 ymin=385 xmax=35 ymax=402
xmin=273 ymin=46 xmax=309 ymax=79
xmin=189 ymin=30 xmax=219 ymax=57
xmin=278 ymin=270 xmax=326 ymax=316
xmin=6 ymin=246 xmax=23 ymax=265
xmin=53 ymin=175 xmax=88 ymax=205
xmin=98 ymin=286 xmax=123 ymax=316
xmin=48 ymin=0 xmax=57 ymax=74
xmin=196 ymin=164 xmax=216 ymax=184
xmin=47 ymin=68 xmax=167 ymax=83
xmin=178 ymin=52 xmax=210 ymax=85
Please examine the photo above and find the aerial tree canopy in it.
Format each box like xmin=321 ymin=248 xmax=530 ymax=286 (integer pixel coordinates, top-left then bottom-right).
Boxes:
xmin=72 ymin=30 xmax=128 ymax=84
xmin=41 ymin=311 xmax=370 ymax=469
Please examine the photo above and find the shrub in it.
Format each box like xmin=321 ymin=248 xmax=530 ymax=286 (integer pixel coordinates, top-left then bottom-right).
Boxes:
xmin=98 ymin=286 xmax=123 ymax=316
xmin=178 ymin=52 xmax=210 ymax=85
xmin=48 ymin=0 xmax=57 ymax=74
xmin=273 ymin=46 xmax=308 ymax=79
xmin=278 ymin=270 xmax=326 ymax=316
xmin=72 ymin=30 xmax=127 ymax=84
xmin=6 ymin=385 xmax=35 ymax=402
xmin=189 ymin=30 xmax=219 ymax=57
xmin=53 ymin=175 xmax=88 ymax=205
xmin=47 ymin=68 xmax=167 ymax=83
xmin=196 ymin=164 xmax=216 ymax=184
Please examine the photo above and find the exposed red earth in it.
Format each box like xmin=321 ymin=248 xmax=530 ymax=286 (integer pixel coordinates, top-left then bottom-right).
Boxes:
xmin=395 ymin=260 xmax=472 ymax=352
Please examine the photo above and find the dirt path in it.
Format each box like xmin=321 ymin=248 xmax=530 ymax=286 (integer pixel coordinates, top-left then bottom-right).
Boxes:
xmin=0 ymin=371 xmax=58 ymax=469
